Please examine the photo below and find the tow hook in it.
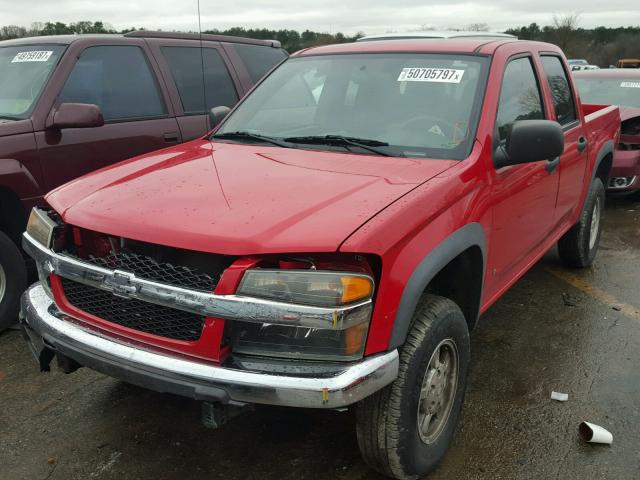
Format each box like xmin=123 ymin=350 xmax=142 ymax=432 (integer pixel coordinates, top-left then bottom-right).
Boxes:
xmin=201 ymin=402 xmax=248 ymax=429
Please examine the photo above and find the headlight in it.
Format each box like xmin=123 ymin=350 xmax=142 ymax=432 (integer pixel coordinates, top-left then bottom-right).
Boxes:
xmin=26 ymin=207 xmax=58 ymax=248
xmin=237 ymin=270 xmax=373 ymax=307
xmin=234 ymin=269 xmax=374 ymax=361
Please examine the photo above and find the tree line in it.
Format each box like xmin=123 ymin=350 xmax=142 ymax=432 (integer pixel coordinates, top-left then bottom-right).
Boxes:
xmin=0 ymin=21 xmax=361 ymax=52
xmin=1 ymin=18 xmax=638 ymax=63
xmin=506 ymin=16 xmax=640 ymax=67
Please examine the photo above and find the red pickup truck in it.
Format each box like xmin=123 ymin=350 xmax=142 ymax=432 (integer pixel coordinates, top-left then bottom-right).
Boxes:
xmin=0 ymin=31 xmax=287 ymax=330
xmin=20 ymin=39 xmax=619 ymax=479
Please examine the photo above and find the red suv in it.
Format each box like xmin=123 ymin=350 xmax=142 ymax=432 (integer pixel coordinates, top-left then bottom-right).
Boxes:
xmin=0 ymin=31 xmax=287 ymax=330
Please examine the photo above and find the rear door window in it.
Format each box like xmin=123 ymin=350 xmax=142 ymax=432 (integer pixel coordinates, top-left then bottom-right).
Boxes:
xmin=59 ymin=46 xmax=166 ymax=122
xmin=540 ymin=55 xmax=578 ymax=126
xmin=233 ymin=44 xmax=287 ymax=82
xmin=161 ymin=47 xmax=239 ymax=114
xmin=496 ymin=57 xmax=545 ymax=142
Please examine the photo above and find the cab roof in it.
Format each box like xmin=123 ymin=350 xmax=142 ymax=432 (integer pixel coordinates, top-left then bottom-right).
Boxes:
xmin=0 ymin=31 xmax=281 ymax=48
xmin=295 ymin=37 xmax=530 ymax=57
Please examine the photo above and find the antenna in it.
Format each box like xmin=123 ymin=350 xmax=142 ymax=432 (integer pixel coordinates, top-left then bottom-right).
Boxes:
xmin=197 ymin=0 xmax=208 ymax=131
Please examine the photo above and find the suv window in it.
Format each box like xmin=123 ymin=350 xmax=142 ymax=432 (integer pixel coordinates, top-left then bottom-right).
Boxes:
xmin=496 ymin=57 xmax=544 ymax=142
xmin=59 ymin=46 xmax=166 ymax=122
xmin=233 ymin=44 xmax=287 ymax=83
xmin=162 ymin=47 xmax=238 ymax=114
xmin=540 ymin=55 xmax=577 ymax=126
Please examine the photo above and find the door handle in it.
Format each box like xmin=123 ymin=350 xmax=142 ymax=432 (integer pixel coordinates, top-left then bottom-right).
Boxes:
xmin=545 ymin=156 xmax=560 ymax=173
xmin=163 ymin=132 xmax=179 ymax=143
xmin=577 ymin=136 xmax=588 ymax=153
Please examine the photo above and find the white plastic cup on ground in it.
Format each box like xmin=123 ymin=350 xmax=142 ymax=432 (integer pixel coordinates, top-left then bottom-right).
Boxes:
xmin=579 ymin=421 xmax=613 ymax=445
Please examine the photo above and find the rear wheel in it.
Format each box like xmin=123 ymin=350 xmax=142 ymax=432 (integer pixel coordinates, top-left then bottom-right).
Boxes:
xmin=557 ymin=177 xmax=605 ymax=268
xmin=356 ymin=295 xmax=470 ymax=479
xmin=0 ymin=231 xmax=27 ymax=332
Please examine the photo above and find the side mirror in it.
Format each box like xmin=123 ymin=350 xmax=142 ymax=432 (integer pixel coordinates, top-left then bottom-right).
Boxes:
xmin=50 ymin=103 xmax=104 ymax=129
xmin=494 ymin=120 xmax=564 ymax=169
xmin=209 ymin=106 xmax=231 ymax=128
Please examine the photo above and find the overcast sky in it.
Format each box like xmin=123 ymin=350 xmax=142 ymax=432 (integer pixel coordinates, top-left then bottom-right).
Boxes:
xmin=1 ymin=1 xmax=638 ymax=35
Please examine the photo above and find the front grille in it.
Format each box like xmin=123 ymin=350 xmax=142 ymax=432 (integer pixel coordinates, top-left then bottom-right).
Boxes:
xmin=80 ymin=251 xmax=218 ymax=292
xmin=61 ymin=278 xmax=205 ymax=341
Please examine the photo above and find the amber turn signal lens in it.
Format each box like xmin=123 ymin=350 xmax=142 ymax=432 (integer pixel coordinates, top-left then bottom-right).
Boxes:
xmin=341 ymin=276 xmax=373 ymax=304
xmin=344 ymin=322 xmax=369 ymax=355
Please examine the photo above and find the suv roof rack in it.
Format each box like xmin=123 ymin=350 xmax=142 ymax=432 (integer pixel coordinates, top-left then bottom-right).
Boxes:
xmin=124 ymin=30 xmax=282 ymax=48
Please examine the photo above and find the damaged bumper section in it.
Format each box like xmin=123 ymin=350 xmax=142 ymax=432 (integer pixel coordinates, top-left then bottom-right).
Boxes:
xmin=20 ymin=283 xmax=398 ymax=409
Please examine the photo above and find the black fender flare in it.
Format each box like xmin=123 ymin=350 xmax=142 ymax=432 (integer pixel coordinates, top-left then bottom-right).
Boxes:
xmin=388 ymin=222 xmax=487 ymax=349
xmin=590 ymin=139 xmax=614 ymax=183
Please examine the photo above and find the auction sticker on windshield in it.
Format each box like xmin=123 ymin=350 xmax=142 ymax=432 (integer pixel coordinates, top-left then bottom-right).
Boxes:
xmin=621 ymin=81 xmax=640 ymax=88
xmin=398 ymin=68 xmax=465 ymax=83
xmin=11 ymin=51 xmax=53 ymax=63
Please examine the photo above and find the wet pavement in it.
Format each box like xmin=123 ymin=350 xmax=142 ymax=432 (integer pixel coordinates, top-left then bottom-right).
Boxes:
xmin=1 ymin=195 xmax=639 ymax=480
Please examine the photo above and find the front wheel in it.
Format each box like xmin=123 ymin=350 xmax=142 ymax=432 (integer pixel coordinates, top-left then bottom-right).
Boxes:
xmin=557 ymin=177 xmax=605 ymax=268
xmin=356 ymin=295 xmax=470 ymax=480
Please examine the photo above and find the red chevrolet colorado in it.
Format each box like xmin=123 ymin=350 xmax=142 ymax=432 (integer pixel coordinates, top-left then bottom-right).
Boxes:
xmin=20 ymin=38 xmax=619 ymax=479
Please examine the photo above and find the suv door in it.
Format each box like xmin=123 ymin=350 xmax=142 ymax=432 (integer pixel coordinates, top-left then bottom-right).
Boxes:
xmin=488 ymin=55 xmax=560 ymax=284
xmin=35 ymin=44 xmax=181 ymax=191
xmin=153 ymin=42 xmax=241 ymax=140
xmin=539 ymin=54 xmax=587 ymax=224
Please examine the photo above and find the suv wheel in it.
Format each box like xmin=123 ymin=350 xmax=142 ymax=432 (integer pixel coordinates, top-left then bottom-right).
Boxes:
xmin=0 ymin=231 xmax=27 ymax=332
xmin=557 ymin=177 xmax=605 ymax=268
xmin=356 ymin=295 xmax=470 ymax=480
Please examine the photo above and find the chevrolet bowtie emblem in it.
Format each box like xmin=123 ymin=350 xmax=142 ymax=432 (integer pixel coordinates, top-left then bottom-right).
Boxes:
xmin=102 ymin=270 xmax=138 ymax=298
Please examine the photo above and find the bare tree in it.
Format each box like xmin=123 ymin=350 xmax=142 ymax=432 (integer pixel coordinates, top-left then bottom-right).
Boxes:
xmin=466 ymin=23 xmax=490 ymax=32
xmin=551 ymin=13 xmax=581 ymax=51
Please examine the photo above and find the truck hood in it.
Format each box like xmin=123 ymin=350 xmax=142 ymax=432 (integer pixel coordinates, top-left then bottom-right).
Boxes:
xmin=47 ymin=140 xmax=456 ymax=255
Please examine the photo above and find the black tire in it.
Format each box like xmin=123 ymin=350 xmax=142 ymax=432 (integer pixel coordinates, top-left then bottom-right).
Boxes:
xmin=0 ymin=231 xmax=27 ymax=332
xmin=356 ymin=295 xmax=470 ymax=480
xmin=557 ymin=177 xmax=605 ymax=268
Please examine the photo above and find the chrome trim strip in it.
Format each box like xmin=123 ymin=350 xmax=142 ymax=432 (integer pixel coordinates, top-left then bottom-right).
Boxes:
xmin=20 ymin=284 xmax=398 ymax=408
xmin=23 ymin=232 xmax=371 ymax=330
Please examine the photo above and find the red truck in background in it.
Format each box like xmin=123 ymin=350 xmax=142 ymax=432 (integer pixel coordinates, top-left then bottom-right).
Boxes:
xmin=573 ymin=69 xmax=640 ymax=193
xmin=0 ymin=31 xmax=287 ymax=330
xmin=20 ymin=38 xmax=619 ymax=479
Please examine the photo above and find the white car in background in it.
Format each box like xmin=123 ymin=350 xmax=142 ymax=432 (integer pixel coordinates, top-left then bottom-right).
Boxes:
xmin=357 ymin=30 xmax=516 ymax=41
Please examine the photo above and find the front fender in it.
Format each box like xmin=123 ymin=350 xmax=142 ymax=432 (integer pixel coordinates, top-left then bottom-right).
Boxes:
xmin=388 ymin=222 xmax=486 ymax=349
xmin=0 ymin=158 xmax=42 ymax=199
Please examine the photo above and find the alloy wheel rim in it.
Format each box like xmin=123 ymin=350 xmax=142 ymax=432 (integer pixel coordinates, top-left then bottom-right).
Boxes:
xmin=417 ymin=338 xmax=459 ymax=444
xmin=0 ymin=263 xmax=6 ymax=305
xmin=589 ymin=197 xmax=601 ymax=250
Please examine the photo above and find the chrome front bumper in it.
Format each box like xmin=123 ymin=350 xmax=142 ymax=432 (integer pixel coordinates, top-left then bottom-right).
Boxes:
xmin=20 ymin=284 xmax=399 ymax=408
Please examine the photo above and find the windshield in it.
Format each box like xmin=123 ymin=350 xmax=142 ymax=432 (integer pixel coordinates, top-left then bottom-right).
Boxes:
xmin=0 ymin=45 xmax=66 ymax=120
xmin=216 ymin=53 xmax=489 ymax=159
xmin=575 ymin=77 xmax=640 ymax=108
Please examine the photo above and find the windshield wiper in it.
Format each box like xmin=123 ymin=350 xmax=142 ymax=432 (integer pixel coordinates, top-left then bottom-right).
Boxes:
xmin=212 ymin=131 xmax=292 ymax=148
xmin=283 ymin=135 xmax=398 ymax=157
